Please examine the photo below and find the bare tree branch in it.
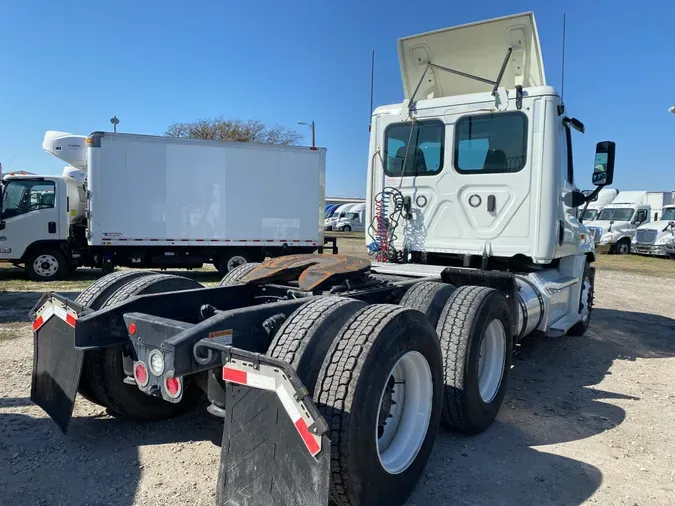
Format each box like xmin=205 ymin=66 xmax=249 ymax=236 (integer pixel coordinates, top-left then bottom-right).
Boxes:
xmin=164 ymin=117 xmax=302 ymax=145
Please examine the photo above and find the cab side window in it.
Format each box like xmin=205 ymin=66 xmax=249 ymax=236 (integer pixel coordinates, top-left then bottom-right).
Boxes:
xmin=384 ymin=120 xmax=445 ymax=176
xmin=634 ymin=209 xmax=647 ymax=224
xmin=1 ymin=180 xmax=55 ymax=220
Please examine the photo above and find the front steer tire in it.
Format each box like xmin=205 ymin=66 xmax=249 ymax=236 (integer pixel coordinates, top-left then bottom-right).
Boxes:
xmin=80 ymin=273 xmax=205 ymax=420
xmin=315 ymin=304 xmax=444 ymax=506
xmin=436 ymin=286 xmax=513 ymax=434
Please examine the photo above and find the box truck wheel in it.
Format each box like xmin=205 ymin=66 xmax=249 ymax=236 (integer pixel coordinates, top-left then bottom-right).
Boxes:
xmin=25 ymin=249 xmax=68 ymax=281
xmin=75 ymin=270 xmax=156 ymax=405
xmin=267 ymin=296 xmax=367 ymax=392
xmin=80 ymin=273 xmax=205 ymax=420
xmin=216 ymin=251 xmax=252 ymax=276
xmin=314 ymin=304 xmax=443 ymax=506
xmin=567 ymin=262 xmax=594 ymax=337
xmin=399 ymin=281 xmax=456 ymax=328
xmin=436 ymin=286 xmax=512 ymax=434
xmin=218 ymin=262 xmax=260 ymax=286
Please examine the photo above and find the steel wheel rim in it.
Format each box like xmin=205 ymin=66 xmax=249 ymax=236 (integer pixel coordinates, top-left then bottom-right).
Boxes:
xmin=33 ymin=254 xmax=59 ymax=277
xmin=477 ymin=319 xmax=506 ymax=403
xmin=619 ymin=242 xmax=629 ymax=254
xmin=227 ymin=256 xmax=247 ymax=272
xmin=376 ymin=350 xmax=433 ymax=475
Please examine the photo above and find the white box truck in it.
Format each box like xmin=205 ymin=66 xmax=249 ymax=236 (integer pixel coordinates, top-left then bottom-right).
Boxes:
xmin=0 ymin=131 xmax=325 ymax=280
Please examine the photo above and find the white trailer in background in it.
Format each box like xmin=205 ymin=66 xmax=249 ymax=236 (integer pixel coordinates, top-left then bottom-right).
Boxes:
xmin=0 ymin=131 xmax=326 ymax=280
xmin=645 ymin=191 xmax=674 ymax=221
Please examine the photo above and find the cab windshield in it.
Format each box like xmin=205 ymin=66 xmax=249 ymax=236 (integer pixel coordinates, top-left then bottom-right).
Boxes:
xmin=581 ymin=208 xmax=599 ymax=221
xmin=661 ymin=208 xmax=675 ymax=221
xmin=597 ymin=207 xmax=634 ymax=222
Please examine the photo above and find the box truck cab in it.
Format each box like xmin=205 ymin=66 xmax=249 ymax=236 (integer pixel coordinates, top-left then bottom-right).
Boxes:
xmin=586 ymin=191 xmax=650 ymax=254
xmin=633 ymin=205 xmax=675 ymax=256
xmin=580 ymin=188 xmax=619 ymax=222
xmin=335 ymin=203 xmax=366 ymax=232
xmin=0 ymin=169 xmax=87 ymax=279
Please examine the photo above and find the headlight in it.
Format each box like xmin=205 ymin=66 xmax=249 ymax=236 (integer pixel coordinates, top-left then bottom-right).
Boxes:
xmin=600 ymin=234 xmax=613 ymax=243
xmin=657 ymin=235 xmax=675 ymax=245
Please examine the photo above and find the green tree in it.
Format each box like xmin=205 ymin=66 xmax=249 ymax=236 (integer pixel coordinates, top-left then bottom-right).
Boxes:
xmin=165 ymin=117 xmax=301 ymax=145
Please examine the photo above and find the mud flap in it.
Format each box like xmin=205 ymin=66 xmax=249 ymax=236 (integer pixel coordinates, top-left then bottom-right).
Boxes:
xmin=29 ymin=294 xmax=85 ymax=433
xmin=194 ymin=342 xmax=331 ymax=506
xmin=30 ymin=315 xmax=84 ymax=433
xmin=217 ymin=384 xmax=330 ymax=506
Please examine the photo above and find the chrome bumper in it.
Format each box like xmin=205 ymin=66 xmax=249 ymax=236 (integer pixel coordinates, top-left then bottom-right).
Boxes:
xmin=633 ymin=243 xmax=668 ymax=256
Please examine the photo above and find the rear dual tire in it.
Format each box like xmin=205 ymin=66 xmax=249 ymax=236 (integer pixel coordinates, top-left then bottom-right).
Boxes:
xmin=269 ymin=299 xmax=444 ymax=506
xmin=401 ymin=282 xmax=513 ymax=435
xmin=77 ymin=272 xmax=204 ymax=420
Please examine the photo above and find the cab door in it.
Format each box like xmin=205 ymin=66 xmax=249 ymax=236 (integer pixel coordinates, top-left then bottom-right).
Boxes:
xmin=0 ymin=179 xmax=61 ymax=260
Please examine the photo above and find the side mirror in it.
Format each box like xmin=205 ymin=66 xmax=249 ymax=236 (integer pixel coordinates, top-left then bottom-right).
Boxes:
xmin=592 ymin=141 xmax=615 ymax=186
xmin=564 ymin=190 xmax=587 ymax=208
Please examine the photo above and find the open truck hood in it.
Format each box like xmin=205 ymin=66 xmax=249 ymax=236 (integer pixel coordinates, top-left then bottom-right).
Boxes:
xmin=398 ymin=12 xmax=546 ymax=100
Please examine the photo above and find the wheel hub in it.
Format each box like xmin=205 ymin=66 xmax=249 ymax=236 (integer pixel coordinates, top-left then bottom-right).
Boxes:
xmin=477 ymin=319 xmax=506 ymax=403
xmin=34 ymin=255 xmax=58 ymax=277
xmin=376 ymin=350 xmax=433 ymax=475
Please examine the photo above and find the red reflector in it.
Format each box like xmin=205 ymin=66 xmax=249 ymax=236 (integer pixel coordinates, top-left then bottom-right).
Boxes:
xmin=135 ymin=363 xmax=148 ymax=386
xmin=65 ymin=313 xmax=77 ymax=328
xmin=295 ymin=417 xmax=320 ymax=456
xmin=309 ymin=146 xmax=318 ymax=150
xmin=222 ymin=367 xmax=247 ymax=385
xmin=32 ymin=316 xmax=44 ymax=331
xmin=128 ymin=323 xmax=137 ymax=335
xmin=165 ymin=377 xmax=180 ymax=396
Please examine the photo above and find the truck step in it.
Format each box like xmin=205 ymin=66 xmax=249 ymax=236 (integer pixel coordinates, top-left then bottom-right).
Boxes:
xmin=543 ymin=276 xmax=578 ymax=291
xmin=548 ymin=314 xmax=581 ymax=337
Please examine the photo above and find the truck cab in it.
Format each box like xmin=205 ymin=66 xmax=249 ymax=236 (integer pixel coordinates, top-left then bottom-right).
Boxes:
xmin=580 ymin=188 xmax=619 ymax=222
xmin=0 ymin=172 xmax=86 ymax=279
xmin=633 ymin=205 xmax=675 ymax=257
xmin=335 ymin=203 xmax=366 ymax=232
xmin=586 ymin=191 xmax=650 ymax=254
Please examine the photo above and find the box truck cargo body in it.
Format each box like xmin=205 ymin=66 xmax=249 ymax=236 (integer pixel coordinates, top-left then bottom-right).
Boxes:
xmin=0 ymin=131 xmax=326 ymax=280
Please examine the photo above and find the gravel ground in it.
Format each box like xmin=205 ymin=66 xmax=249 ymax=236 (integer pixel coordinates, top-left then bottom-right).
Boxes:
xmin=1 ymin=268 xmax=674 ymax=506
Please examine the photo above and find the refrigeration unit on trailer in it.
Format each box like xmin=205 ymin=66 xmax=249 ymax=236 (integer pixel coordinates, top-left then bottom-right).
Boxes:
xmin=0 ymin=131 xmax=326 ymax=280
xmin=29 ymin=12 xmax=617 ymax=506
xmin=586 ymin=191 xmax=650 ymax=254
xmin=633 ymin=204 xmax=675 ymax=256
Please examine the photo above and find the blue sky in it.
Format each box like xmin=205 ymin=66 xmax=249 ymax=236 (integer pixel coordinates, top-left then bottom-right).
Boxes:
xmin=1 ymin=0 xmax=673 ymax=197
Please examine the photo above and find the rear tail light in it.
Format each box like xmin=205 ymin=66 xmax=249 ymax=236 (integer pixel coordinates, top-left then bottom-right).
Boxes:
xmin=148 ymin=350 xmax=165 ymax=376
xmin=165 ymin=377 xmax=182 ymax=398
xmin=134 ymin=362 xmax=149 ymax=387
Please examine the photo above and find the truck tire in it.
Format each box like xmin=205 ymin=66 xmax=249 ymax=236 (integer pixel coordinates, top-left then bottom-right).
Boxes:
xmin=219 ymin=262 xmax=260 ymax=285
xmin=75 ymin=270 xmax=156 ymax=405
xmin=399 ymin=281 xmax=456 ymax=328
xmin=81 ymin=274 xmax=205 ymax=420
xmin=315 ymin=304 xmax=443 ymax=506
xmin=613 ymin=238 xmax=631 ymax=255
xmin=267 ymin=296 xmax=366 ymax=392
xmin=342 ymin=225 xmax=352 ymax=232
xmin=567 ymin=262 xmax=594 ymax=337
xmin=25 ymin=249 xmax=69 ymax=281
xmin=436 ymin=286 xmax=512 ymax=434
xmin=216 ymin=250 xmax=252 ymax=276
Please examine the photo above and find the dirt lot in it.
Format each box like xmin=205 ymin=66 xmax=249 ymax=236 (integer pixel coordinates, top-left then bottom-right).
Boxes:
xmin=1 ymin=238 xmax=674 ymax=505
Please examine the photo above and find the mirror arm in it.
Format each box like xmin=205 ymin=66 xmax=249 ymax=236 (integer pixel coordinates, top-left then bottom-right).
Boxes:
xmin=583 ymin=186 xmax=603 ymax=204
xmin=579 ymin=200 xmax=591 ymax=224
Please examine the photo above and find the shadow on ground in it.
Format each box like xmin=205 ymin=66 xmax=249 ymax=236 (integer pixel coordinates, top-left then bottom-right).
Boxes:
xmin=0 ymin=402 xmax=221 ymax=506
xmin=406 ymin=307 xmax=675 ymax=506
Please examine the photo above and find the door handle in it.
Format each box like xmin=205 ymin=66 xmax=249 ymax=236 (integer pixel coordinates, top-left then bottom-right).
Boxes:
xmin=487 ymin=195 xmax=496 ymax=213
xmin=48 ymin=222 xmax=56 ymax=234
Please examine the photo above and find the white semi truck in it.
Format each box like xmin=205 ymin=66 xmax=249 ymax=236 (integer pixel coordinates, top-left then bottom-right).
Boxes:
xmin=0 ymin=131 xmax=326 ymax=280
xmin=586 ymin=191 xmax=651 ymax=254
xmin=633 ymin=204 xmax=675 ymax=256
xmin=29 ymin=12 xmax=616 ymax=506
xmin=580 ymin=188 xmax=619 ymax=221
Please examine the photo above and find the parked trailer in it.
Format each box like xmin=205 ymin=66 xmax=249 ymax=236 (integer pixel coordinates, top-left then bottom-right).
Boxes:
xmin=29 ymin=12 xmax=616 ymax=506
xmin=0 ymin=132 xmax=326 ymax=280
